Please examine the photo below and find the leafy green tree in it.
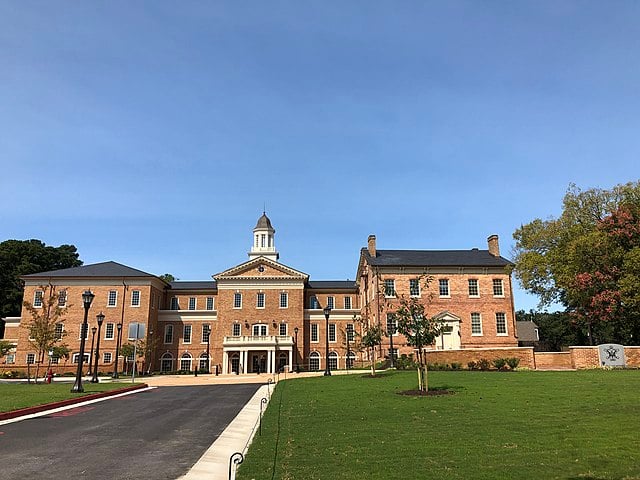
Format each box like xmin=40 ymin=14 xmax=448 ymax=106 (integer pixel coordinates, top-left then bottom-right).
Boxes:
xmin=516 ymin=310 xmax=585 ymax=351
xmin=22 ymin=285 xmax=69 ymax=382
xmin=119 ymin=343 xmax=135 ymax=375
xmin=0 ymin=240 xmax=82 ymax=317
xmin=513 ymin=182 xmax=640 ymax=345
xmin=0 ymin=339 xmax=12 ymax=360
xmin=158 ymin=273 xmax=177 ymax=283
xmin=360 ymin=323 xmax=383 ymax=376
xmin=394 ymin=294 xmax=443 ymax=392
xmin=51 ymin=344 xmax=71 ymax=370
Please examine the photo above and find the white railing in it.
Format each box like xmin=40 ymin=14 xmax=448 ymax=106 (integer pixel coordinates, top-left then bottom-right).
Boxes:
xmin=223 ymin=335 xmax=294 ymax=347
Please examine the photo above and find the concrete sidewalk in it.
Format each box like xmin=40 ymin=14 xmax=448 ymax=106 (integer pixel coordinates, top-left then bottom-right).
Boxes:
xmin=178 ymin=384 xmax=270 ymax=480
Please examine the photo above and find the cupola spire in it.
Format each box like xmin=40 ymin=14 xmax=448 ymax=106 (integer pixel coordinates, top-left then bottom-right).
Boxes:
xmin=249 ymin=212 xmax=279 ymax=261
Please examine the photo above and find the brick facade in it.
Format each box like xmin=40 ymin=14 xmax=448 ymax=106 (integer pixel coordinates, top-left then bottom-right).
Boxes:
xmin=4 ymin=215 xmax=530 ymax=375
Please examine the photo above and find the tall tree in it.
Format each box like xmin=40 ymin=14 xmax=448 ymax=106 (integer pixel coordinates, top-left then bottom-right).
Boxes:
xmin=0 ymin=240 xmax=82 ymax=317
xmin=359 ymin=323 xmax=383 ymax=377
xmin=158 ymin=273 xmax=177 ymax=283
xmin=22 ymin=285 xmax=70 ymax=382
xmin=394 ymin=290 xmax=443 ymax=392
xmin=513 ymin=182 xmax=640 ymax=345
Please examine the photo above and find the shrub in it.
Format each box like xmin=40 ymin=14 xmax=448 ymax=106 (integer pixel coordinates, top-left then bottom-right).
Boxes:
xmin=506 ymin=357 xmax=520 ymax=370
xmin=477 ymin=358 xmax=491 ymax=371
xmin=395 ymin=354 xmax=416 ymax=370
xmin=493 ymin=358 xmax=507 ymax=370
xmin=450 ymin=362 xmax=462 ymax=370
xmin=467 ymin=361 xmax=477 ymax=370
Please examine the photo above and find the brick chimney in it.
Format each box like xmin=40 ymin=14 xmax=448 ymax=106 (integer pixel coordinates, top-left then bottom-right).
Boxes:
xmin=367 ymin=235 xmax=376 ymax=257
xmin=487 ymin=234 xmax=500 ymax=257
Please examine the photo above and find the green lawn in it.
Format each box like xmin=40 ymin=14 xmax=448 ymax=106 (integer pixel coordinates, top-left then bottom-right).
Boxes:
xmin=0 ymin=382 xmax=137 ymax=413
xmin=238 ymin=370 xmax=640 ymax=480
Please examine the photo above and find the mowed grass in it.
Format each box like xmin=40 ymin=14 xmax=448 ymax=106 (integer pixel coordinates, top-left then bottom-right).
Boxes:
xmin=0 ymin=382 xmax=137 ymax=413
xmin=238 ymin=370 xmax=640 ymax=480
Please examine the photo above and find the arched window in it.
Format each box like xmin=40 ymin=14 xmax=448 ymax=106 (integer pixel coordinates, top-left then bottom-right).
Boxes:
xmin=328 ymin=351 xmax=338 ymax=370
xmin=199 ymin=353 xmax=209 ymax=371
xmin=309 ymin=352 xmax=320 ymax=371
xmin=346 ymin=352 xmax=356 ymax=369
xmin=180 ymin=353 xmax=192 ymax=372
xmin=161 ymin=353 xmax=173 ymax=373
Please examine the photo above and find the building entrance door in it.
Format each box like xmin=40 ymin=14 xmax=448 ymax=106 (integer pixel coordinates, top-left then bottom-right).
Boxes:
xmin=231 ymin=355 xmax=240 ymax=374
xmin=251 ymin=353 xmax=267 ymax=373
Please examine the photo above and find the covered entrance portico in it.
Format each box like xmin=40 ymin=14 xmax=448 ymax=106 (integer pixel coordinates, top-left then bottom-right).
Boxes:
xmin=222 ymin=335 xmax=294 ymax=374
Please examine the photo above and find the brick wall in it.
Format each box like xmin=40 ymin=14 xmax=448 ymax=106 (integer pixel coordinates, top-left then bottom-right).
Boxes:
xmin=423 ymin=347 xmax=535 ymax=369
xmin=569 ymin=346 xmax=640 ymax=368
xmin=533 ymin=352 xmax=573 ymax=370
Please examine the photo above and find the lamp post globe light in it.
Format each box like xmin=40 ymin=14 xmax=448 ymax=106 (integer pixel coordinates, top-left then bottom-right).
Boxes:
xmin=293 ymin=327 xmax=299 ymax=373
xmin=71 ymin=290 xmax=95 ymax=393
xmin=88 ymin=327 xmax=97 ymax=376
xmin=323 ymin=306 xmax=332 ymax=376
xmin=113 ymin=322 xmax=123 ymax=379
xmin=91 ymin=312 xmax=105 ymax=383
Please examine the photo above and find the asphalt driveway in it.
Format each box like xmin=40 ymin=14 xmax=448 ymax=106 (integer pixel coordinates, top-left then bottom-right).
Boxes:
xmin=0 ymin=384 xmax=261 ymax=479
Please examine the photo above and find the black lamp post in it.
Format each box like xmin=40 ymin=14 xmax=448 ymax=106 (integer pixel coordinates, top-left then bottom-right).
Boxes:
xmin=71 ymin=290 xmax=95 ymax=393
xmin=205 ymin=325 xmax=211 ymax=374
xmin=294 ymin=327 xmax=299 ymax=373
xmin=91 ymin=312 xmax=105 ymax=383
xmin=323 ymin=306 xmax=332 ymax=376
xmin=88 ymin=327 xmax=97 ymax=376
xmin=112 ymin=322 xmax=123 ymax=379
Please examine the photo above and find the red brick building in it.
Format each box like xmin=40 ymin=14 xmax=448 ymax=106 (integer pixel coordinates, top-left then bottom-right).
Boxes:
xmin=3 ymin=213 xmax=517 ymax=374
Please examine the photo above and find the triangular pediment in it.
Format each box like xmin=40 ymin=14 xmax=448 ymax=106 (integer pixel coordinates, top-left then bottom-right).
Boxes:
xmin=213 ymin=256 xmax=309 ymax=281
xmin=432 ymin=311 xmax=462 ymax=323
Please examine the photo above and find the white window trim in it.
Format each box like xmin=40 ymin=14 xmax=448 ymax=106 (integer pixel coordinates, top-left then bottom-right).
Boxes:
xmin=343 ymin=296 xmax=352 ymax=309
xmin=280 ymin=292 xmax=288 ymax=309
xmin=409 ymin=280 xmax=421 ymax=298
xmin=164 ymin=325 xmax=174 ymax=344
xmin=183 ymin=325 xmax=192 ymax=344
xmin=232 ymin=323 xmax=242 ymax=337
xmin=233 ymin=292 xmax=243 ymax=309
xmin=311 ymin=324 xmax=319 ymax=343
xmin=279 ymin=323 xmax=288 ymax=336
xmin=206 ymin=297 xmax=214 ymax=311
xmin=493 ymin=279 xmax=505 ymax=298
xmin=188 ymin=297 xmax=197 ymax=310
xmin=131 ymin=290 xmax=141 ymax=307
xmin=471 ymin=313 xmax=483 ymax=336
xmin=103 ymin=352 xmax=112 ymax=363
xmin=329 ymin=323 xmax=337 ymax=343
xmin=384 ymin=280 xmax=396 ymax=298
xmin=496 ymin=313 xmax=508 ymax=336
xmin=107 ymin=290 xmax=118 ymax=308
xmin=201 ymin=325 xmax=210 ymax=344
xmin=439 ymin=279 xmax=450 ymax=298
xmin=105 ymin=323 xmax=115 ymax=340
xmin=33 ymin=291 xmax=43 ymax=308
xmin=468 ymin=280 xmax=480 ymax=298
xmin=256 ymin=292 xmax=265 ymax=309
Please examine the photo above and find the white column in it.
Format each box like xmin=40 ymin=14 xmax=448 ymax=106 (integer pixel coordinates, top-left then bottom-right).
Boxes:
xmin=242 ymin=350 xmax=248 ymax=374
xmin=288 ymin=348 xmax=293 ymax=372
xmin=223 ymin=351 xmax=228 ymax=375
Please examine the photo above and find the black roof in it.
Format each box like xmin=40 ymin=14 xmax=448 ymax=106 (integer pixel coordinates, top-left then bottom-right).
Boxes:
xmin=169 ymin=281 xmax=217 ymax=291
xmin=254 ymin=213 xmax=274 ymax=230
xmin=363 ymin=249 xmax=512 ymax=267
xmin=307 ymin=280 xmax=357 ymax=290
xmin=22 ymin=261 xmax=158 ymax=278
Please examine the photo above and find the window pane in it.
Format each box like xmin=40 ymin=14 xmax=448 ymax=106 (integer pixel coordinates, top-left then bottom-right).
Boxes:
xmin=468 ymin=279 xmax=479 ymax=296
xmin=496 ymin=313 xmax=507 ymax=334
xmin=384 ymin=280 xmax=395 ymax=297
xmin=188 ymin=297 xmax=196 ymax=310
xmin=344 ymin=296 xmax=352 ymax=309
xmin=493 ymin=279 xmax=504 ymax=296
xmin=471 ymin=313 xmax=482 ymax=335
xmin=206 ymin=297 xmax=214 ymax=310
xmin=409 ymin=279 xmax=420 ymax=297
xmin=327 ymin=296 xmax=334 ymax=309
xmin=439 ymin=279 xmax=449 ymax=296
xmin=280 ymin=292 xmax=288 ymax=308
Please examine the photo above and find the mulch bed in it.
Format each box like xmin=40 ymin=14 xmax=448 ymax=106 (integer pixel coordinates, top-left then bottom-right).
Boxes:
xmin=397 ymin=389 xmax=453 ymax=397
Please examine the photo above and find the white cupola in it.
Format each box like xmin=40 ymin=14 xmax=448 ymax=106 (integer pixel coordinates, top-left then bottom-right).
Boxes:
xmin=249 ymin=212 xmax=279 ymax=261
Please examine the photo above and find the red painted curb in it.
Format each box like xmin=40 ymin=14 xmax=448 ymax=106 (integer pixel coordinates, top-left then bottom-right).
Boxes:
xmin=0 ymin=383 xmax=149 ymax=421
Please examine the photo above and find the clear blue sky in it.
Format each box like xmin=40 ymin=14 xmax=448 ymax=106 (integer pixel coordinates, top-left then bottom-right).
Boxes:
xmin=2 ymin=2 xmax=639 ymax=312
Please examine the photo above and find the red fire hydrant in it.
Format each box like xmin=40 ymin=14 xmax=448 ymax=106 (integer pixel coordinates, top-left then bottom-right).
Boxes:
xmin=46 ymin=369 xmax=53 ymax=384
